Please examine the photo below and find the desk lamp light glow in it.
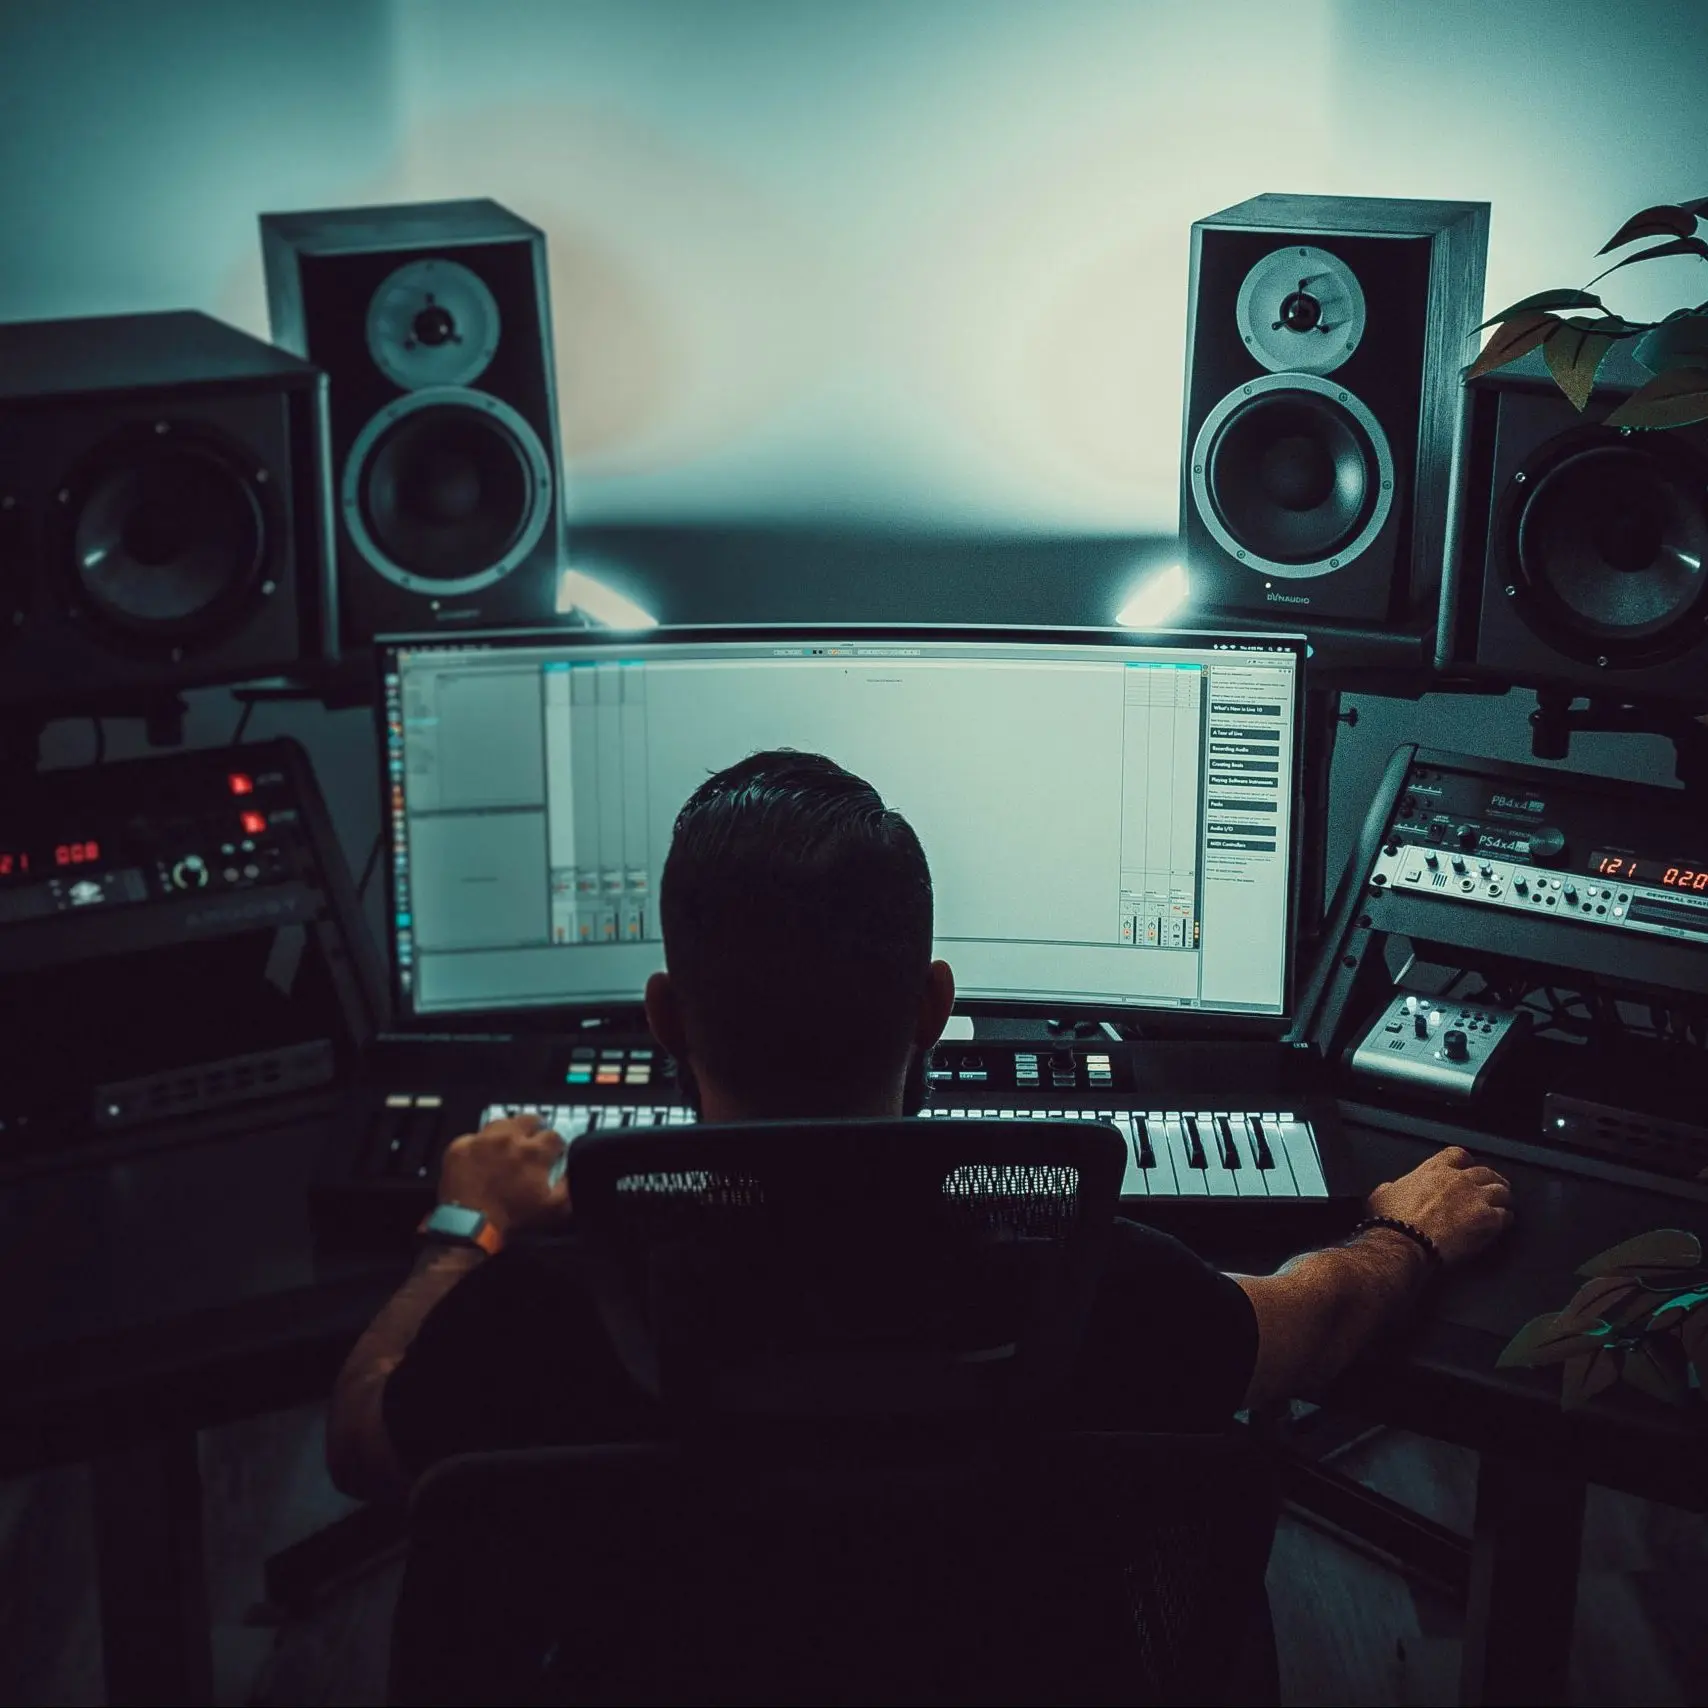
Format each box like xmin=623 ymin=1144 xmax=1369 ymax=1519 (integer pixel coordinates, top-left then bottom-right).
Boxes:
xmin=556 ymin=567 xmax=658 ymax=630
xmin=1115 ymin=562 xmax=1190 ymax=628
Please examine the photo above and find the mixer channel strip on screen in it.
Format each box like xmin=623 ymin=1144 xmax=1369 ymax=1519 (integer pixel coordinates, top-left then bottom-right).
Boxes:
xmin=481 ymin=1103 xmax=1329 ymax=1201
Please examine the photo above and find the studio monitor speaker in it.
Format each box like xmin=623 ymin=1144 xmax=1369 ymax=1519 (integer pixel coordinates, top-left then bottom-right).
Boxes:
xmin=1181 ymin=194 xmax=1488 ymax=673
xmin=0 ymin=311 xmax=333 ymax=714
xmin=261 ymin=200 xmax=564 ymax=653
xmin=1439 ymin=346 xmax=1708 ymax=708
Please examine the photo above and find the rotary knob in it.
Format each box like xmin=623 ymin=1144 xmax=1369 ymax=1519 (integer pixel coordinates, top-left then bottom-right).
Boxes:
xmin=1443 ymin=1029 xmax=1470 ymax=1063
xmin=171 ymin=854 xmax=208 ymax=890
xmin=1526 ymin=826 xmax=1567 ymax=865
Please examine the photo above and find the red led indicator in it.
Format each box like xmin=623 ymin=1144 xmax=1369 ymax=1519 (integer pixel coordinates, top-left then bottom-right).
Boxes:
xmin=241 ymin=811 xmax=267 ymax=835
xmin=228 ymin=772 xmax=254 ymax=796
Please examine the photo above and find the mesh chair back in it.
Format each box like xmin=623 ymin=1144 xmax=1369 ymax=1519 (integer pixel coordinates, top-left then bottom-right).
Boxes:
xmin=565 ymin=1118 xmax=1125 ymax=1421
xmin=390 ymin=1428 xmax=1280 ymax=1708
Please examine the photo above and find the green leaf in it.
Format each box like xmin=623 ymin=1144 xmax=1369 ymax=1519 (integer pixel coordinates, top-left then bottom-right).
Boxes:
xmin=1498 ymin=1312 xmax=1615 ymax=1368
xmin=1622 ymin=1337 xmax=1690 ymax=1407
xmin=1577 ymin=1229 xmax=1703 ymax=1277
xmin=1605 ymin=367 xmax=1708 ymax=430
xmin=1634 ymin=314 xmax=1708 ymax=374
xmin=1560 ymin=1347 xmax=1622 ymax=1409
xmin=1545 ymin=321 xmax=1616 ymax=410
xmin=1467 ymin=312 xmax=1560 ymax=382
xmin=1634 ymin=1269 xmax=1708 ymax=1293
xmin=1588 ymin=236 xmax=1708 ymax=288
xmin=1598 ymin=204 xmax=1700 ymax=254
xmin=1648 ymin=1286 xmax=1708 ymax=1323
xmin=1555 ymin=1275 xmax=1653 ymax=1333
xmin=1475 ymin=290 xmax=1604 ymax=331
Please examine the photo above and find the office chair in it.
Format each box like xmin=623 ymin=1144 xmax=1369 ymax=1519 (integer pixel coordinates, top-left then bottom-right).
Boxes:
xmin=389 ymin=1119 xmax=1280 ymax=1706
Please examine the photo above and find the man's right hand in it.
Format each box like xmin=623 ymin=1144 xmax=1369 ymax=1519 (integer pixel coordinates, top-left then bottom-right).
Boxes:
xmin=1365 ymin=1146 xmax=1514 ymax=1266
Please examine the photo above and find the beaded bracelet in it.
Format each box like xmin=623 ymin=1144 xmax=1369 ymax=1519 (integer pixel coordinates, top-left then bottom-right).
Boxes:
xmin=1353 ymin=1214 xmax=1442 ymax=1271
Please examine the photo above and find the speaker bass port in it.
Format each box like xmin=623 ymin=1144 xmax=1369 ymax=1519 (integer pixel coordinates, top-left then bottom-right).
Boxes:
xmin=1501 ymin=426 xmax=1708 ymax=668
xmin=341 ymin=387 xmax=553 ymax=598
xmin=1190 ymin=371 xmax=1395 ymax=579
xmin=56 ymin=425 xmax=272 ymax=651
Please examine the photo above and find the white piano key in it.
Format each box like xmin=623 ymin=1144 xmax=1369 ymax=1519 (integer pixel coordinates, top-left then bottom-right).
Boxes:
xmin=550 ymin=1106 xmax=595 ymax=1141
xmin=1276 ymin=1118 xmax=1327 ymax=1198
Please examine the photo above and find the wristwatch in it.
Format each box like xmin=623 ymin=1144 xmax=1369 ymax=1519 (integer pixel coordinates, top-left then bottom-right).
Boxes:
xmin=417 ymin=1202 xmax=504 ymax=1256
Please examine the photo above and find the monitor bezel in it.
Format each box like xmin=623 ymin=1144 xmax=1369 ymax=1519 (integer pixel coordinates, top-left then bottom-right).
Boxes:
xmin=374 ymin=621 xmax=1308 ymax=1039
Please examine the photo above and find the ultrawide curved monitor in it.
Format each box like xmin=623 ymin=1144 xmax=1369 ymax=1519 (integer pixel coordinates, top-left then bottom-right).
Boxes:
xmin=378 ymin=624 xmax=1305 ymax=1025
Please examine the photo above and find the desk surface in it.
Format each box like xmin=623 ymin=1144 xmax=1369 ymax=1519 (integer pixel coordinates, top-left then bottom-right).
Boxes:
xmin=3 ymin=1103 xmax=1703 ymax=1499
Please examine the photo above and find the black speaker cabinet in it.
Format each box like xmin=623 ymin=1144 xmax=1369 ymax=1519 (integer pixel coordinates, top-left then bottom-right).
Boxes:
xmin=1439 ymin=346 xmax=1708 ymax=708
xmin=0 ymin=311 xmax=334 ymax=714
xmin=261 ymin=200 xmax=564 ymax=653
xmin=1181 ymin=195 xmax=1488 ymax=673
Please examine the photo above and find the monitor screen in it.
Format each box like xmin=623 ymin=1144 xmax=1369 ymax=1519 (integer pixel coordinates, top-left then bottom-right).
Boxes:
xmin=379 ymin=626 xmax=1303 ymax=1022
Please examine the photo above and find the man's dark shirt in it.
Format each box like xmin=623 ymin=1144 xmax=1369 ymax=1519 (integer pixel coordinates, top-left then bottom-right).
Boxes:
xmin=383 ymin=1217 xmax=1258 ymax=1475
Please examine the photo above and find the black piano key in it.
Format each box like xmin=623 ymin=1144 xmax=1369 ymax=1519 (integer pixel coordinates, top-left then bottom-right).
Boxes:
xmin=1214 ymin=1115 xmax=1240 ymax=1170
xmin=1183 ymin=1115 xmax=1208 ymax=1169
xmin=1248 ymin=1115 xmax=1275 ymax=1170
xmin=1134 ymin=1115 xmax=1156 ymax=1169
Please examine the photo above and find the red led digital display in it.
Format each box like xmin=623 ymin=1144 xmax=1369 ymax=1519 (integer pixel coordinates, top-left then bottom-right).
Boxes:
xmin=54 ymin=840 xmax=100 ymax=867
xmin=0 ymin=850 xmax=30 ymax=879
xmin=1593 ymin=853 xmax=1708 ymax=892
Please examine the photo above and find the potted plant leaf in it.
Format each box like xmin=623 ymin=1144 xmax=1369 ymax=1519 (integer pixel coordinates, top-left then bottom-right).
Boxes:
xmin=1498 ymin=1229 xmax=1708 ymax=1411
xmin=1469 ymin=197 xmax=1708 ymax=426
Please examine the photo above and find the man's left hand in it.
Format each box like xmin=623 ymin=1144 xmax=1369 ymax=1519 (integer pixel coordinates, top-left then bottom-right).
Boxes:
xmin=436 ymin=1113 xmax=571 ymax=1237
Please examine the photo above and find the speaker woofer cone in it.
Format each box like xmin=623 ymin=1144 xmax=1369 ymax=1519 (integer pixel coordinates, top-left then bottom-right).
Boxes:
xmin=341 ymin=387 xmax=553 ymax=597
xmin=1507 ymin=434 xmax=1708 ymax=664
xmin=1190 ymin=371 xmax=1394 ymax=579
xmin=59 ymin=430 xmax=267 ymax=644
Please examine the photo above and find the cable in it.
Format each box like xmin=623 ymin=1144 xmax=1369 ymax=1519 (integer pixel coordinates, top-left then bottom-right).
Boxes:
xmin=356 ymin=829 xmax=383 ymax=902
xmin=231 ymin=699 xmax=254 ymax=745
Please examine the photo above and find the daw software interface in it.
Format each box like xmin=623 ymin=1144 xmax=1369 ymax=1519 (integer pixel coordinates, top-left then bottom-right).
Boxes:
xmin=381 ymin=630 xmax=1301 ymax=1019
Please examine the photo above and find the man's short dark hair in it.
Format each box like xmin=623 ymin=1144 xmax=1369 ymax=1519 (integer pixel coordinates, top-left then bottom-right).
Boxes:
xmin=659 ymin=750 xmax=933 ymax=1114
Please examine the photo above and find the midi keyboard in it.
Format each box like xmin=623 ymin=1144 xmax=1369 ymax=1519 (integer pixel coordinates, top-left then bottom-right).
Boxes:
xmin=311 ymin=1041 xmax=1360 ymax=1255
xmin=481 ymin=1102 xmax=1332 ymax=1202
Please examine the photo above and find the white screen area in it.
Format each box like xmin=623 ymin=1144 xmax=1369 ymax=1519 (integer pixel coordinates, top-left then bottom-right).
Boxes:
xmin=384 ymin=636 xmax=1298 ymax=1017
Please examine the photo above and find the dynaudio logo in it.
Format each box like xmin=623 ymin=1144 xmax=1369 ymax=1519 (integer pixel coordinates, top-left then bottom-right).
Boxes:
xmin=1266 ymin=591 xmax=1311 ymax=605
